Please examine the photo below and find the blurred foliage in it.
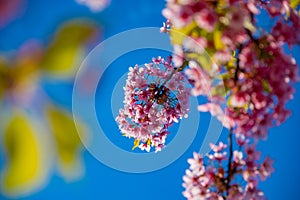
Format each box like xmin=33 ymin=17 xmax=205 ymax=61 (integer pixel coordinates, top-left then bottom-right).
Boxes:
xmin=41 ymin=20 xmax=99 ymax=77
xmin=0 ymin=19 xmax=99 ymax=197
xmin=1 ymin=112 xmax=46 ymax=197
xmin=46 ymin=105 xmax=86 ymax=180
xmin=170 ymin=24 xmax=215 ymax=72
xmin=291 ymin=0 xmax=300 ymax=9
xmin=0 ymin=42 xmax=42 ymax=103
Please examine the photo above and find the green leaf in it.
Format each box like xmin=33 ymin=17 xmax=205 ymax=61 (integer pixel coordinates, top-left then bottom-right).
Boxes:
xmin=262 ymin=79 xmax=272 ymax=93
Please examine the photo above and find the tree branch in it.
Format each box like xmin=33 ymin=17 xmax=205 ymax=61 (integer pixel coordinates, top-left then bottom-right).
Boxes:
xmin=226 ymin=128 xmax=234 ymax=187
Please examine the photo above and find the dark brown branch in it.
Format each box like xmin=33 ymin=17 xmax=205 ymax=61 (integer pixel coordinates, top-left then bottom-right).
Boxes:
xmin=227 ymin=128 xmax=234 ymax=185
xmin=234 ymin=44 xmax=243 ymax=84
xmin=224 ymin=43 xmax=244 ymax=196
xmin=245 ymin=28 xmax=259 ymax=46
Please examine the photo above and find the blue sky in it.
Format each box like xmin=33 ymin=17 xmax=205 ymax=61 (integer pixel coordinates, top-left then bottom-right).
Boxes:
xmin=0 ymin=0 xmax=300 ymax=199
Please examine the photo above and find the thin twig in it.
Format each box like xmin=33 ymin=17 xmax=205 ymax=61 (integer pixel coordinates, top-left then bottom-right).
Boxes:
xmin=160 ymin=60 xmax=188 ymax=86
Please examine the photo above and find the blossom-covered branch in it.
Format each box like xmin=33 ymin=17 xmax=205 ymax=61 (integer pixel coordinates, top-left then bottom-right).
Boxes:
xmin=161 ymin=0 xmax=299 ymax=199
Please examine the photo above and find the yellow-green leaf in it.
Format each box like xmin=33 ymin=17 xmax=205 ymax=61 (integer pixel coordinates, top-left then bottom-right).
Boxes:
xmin=132 ymin=139 xmax=140 ymax=150
xmin=262 ymin=79 xmax=272 ymax=93
xmin=211 ymin=84 xmax=226 ymax=97
xmin=1 ymin=113 xmax=47 ymax=197
xmin=213 ymin=30 xmax=225 ymax=50
xmin=186 ymin=52 xmax=213 ymax=73
xmin=244 ymin=20 xmax=256 ymax=33
xmin=0 ymin=56 xmax=9 ymax=100
xmin=170 ymin=21 xmax=198 ymax=45
xmin=41 ymin=19 xmax=99 ymax=77
xmin=290 ymin=0 xmax=300 ymax=9
xmin=46 ymin=105 xmax=86 ymax=180
xmin=146 ymin=139 xmax=151 ymax=146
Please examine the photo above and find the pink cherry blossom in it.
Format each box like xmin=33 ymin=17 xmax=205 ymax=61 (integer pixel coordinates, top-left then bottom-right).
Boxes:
xmin=173 ymin=45 xmax=185 ymax=67
xmin=198 ymin=103 xmax=235 ymax=129
xmin=233 ymin=151 xmax=245 ymax=166
xmin=263 ymin=0 xmax=286 ymax=17
xmin=227 ymin=184 xmax=244 ymax=200
xmin=226 ymin=7 xmax=249 ymax=32
xmin=160 ymin=20 xmax=171 ymax=33
xmin=194 ymin=8 xmax=217 ymax=32
xmin=162 ymin=3 xmax=193 ymax=28
xmin=76 ymin=0 xmax=110 ymax=12
xmin=185 ymin=61 xmax=212 ymax=96
xmin=210 ymin=142 xmax=227 ymax=152
xmin=259 ymin=157 xmax=274 ymax=181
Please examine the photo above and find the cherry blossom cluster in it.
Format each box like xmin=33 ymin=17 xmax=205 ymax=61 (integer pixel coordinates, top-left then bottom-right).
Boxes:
xmin=183 ymin=142 xmax=274 ymax=200
xmin=116 ymin=57 xmax=190 ymax=152
xmin=163 ymin=0 xmax=299 ymax=133
xmin=162 ymin=0 xmax=299 ymax=199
